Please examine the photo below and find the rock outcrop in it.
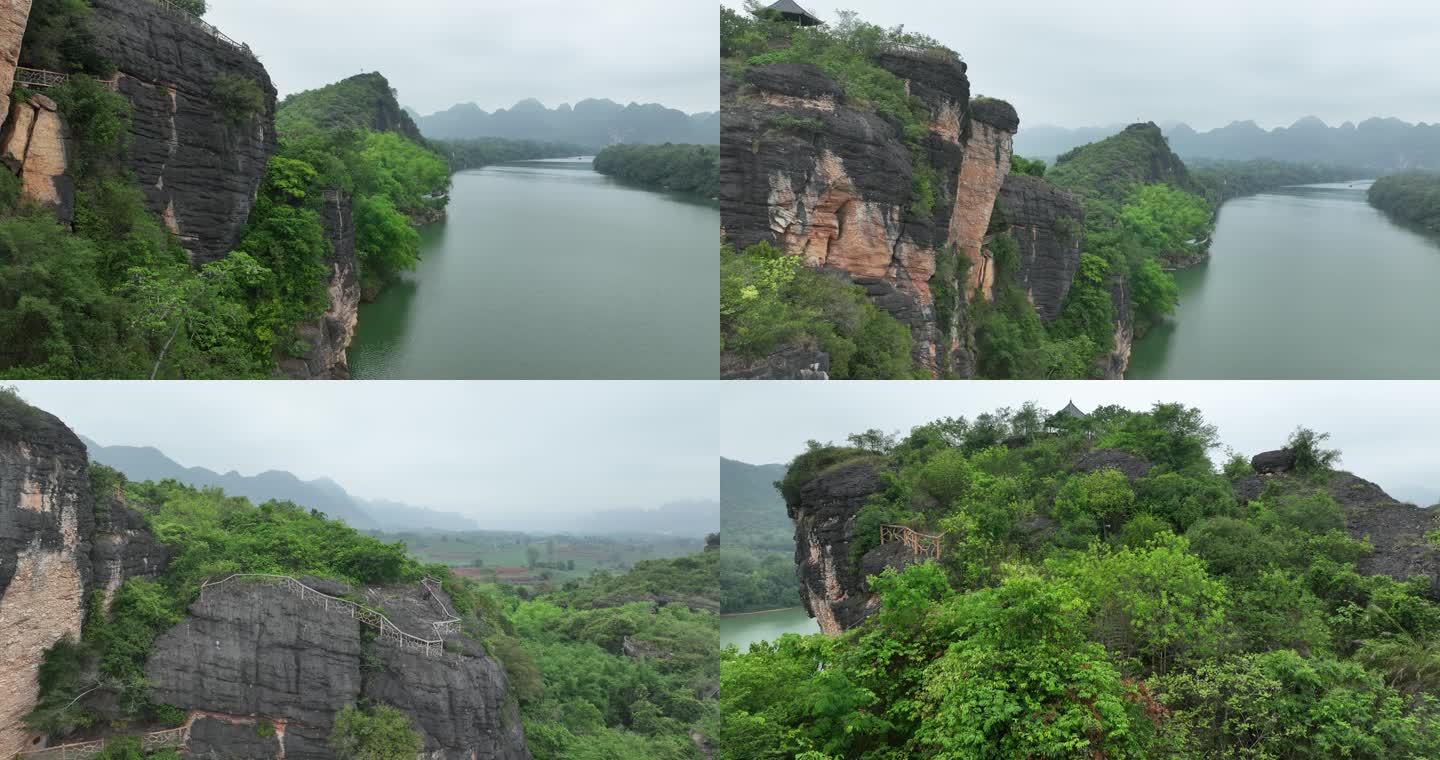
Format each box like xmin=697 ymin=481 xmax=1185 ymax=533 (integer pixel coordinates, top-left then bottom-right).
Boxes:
xmin=786 ymin=456 xmax=886 ymax=634
xmin=88 ymin=0 xmax=277 ymax=264
xmin=0 ymin=401 xmax=92 ymax=758
xmin=0 ymin=0 xmax=31 ymax=135
xmin=1 ymin=94 xmax=75 ymax=223
xmin=720 ymin=344 xmax=830 ymax=380
xmin=1072 ymin=448 xmax=1152 ymax=482
xmin=996 ymin=174 xmax=1083 ymax=322
xmin=721 ymin=51 xmax=1021 ymax=376
xmin=1251 ymin=448 xmax=1296 ymax=474
xmin=148 ymin=578 xmax=530 ymax=759
xmin=1328 ymin=473 xmax=1440 ymax=598
xmin=278 ymin=190 xmax=359 ymax=380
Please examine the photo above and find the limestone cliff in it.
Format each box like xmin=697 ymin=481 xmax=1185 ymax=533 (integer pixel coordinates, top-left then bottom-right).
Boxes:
xmin=88 ymin=0 xmax=277 ymax=264
xmin=1 ymin=399 xmax=531 ymax=758
xmin=0 ymin=401 xmax=166 ymax=757
xmin=0 ymin=0 xmax=31 ymax=135
xmin=148 ymin=579 xmax=529 ymax=759
xmin=722 ymin=52 xmax=1021 ymax=377
xmin=0 ymin=401 xmax=92 ymax=758
xmin=277 ymin=190 xmax=359 ymax=380
xmin=0 ymin=93 xmax=74 ymax=223
xmin=995 ymin=174 xmax=1083 ymax=323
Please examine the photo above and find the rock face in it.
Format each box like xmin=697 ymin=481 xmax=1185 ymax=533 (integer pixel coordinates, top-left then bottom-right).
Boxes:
xmin=721 ymin=52 xmax=1019 ymax=376
xmin=278 ymin=191 xmax=359 ymax=379
xmin=720 ymin=344 xmax=830 ymax=380
xmin=0 ymin=0 xmax=31 ymax=135
xmin=786 ymin=457 xmax=886 ymax=634
xmin=1072 ymin=449 xmax=1152 ymax=482
xmin=1251 ymin=448 xmax=1296 ymax=474
xmin=90 ymin=477 xmax=168 ymax=611
xmin=0 ymin=94 xmax=75 ymax=223
xmin=997 ymin=174 xmax=1083 ymax=322
xmin=148 ymin=579 xmax=530 ymax=759
xmin=88 ymin=0 xmax=277 ymax=264
xmin=1328 ymin=473 xmax=1440 ymax=598
xmin=0 ymin=401 xmax=92 ymax=758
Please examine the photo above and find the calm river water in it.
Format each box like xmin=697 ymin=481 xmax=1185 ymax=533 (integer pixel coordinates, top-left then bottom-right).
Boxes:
xmin=1127 ymin=181 xmax=1440 ymax=378
xmin=720 ymin=607 xmax=820 ymax=652
xmin=349 ymin=158 xmax=718 ymax=378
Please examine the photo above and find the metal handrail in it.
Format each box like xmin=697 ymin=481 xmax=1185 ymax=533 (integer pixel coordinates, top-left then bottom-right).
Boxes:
xmin=421 ymin=577 xmax=462 ymax=636
xmin=145 ymin=0 xmax=246 ymax=52
xmin=13 ymin=67 xmax=119 ymax=91
xmin=201 ymin=574 xmax=448 ymax=658
xmin=16 ymin=726 xmax=189 ymax=760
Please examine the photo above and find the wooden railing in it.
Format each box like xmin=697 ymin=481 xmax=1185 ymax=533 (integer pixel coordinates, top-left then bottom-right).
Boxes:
xmin=421 ymin=577 xmax=462 ymax=636
xmin=200 ymin=574 xmax=448 ymax=659
xmin=13 ymin=67 xmax=119 ymax=92
xmin=16 ymin=726 xmax=189 ymax=760
xmin=146 ymin=0 xmax=247 ymax=52
xmin=879 ymin=524 xmax=945 ymax=560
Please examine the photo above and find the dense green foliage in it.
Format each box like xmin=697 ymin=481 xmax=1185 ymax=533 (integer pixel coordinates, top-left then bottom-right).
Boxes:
xmin=1046 ymin=126 xmax=1214 ymax=351
xmin=275 ymin=73 xmax=422 ymax=140
xmin=514 ymin=552 xmax=719 ymax=759
xmin=972 ymin=236 xmax=1098 ymax=379
xmin=593 ymin=144 xmax=719 ymax=197
xmin=1010 ymin=155 xmax=1047 ymax=177
xmin=723 ymin=402 xmax=1440 ymax=758
xmin=18 ymin=0 xmax=112 ymax=75
xmin=330 ymin=704 xmax=423 ymax=759
xmin=1191 ymin=159 xmax=1371 ymax=205
xmin=721 ymin=241 xmax=915 ymax=379
xmin=435 ymin=137 xmax=591 ymax=171
xmin=1369 ymin=172 xmax=1440 ymax=234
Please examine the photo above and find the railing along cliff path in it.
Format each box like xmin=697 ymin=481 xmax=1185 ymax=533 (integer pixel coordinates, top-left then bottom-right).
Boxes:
xmin=146 ymin=0 xmax=247 ymax=52
xmin=15 ymin=726 xmax=188 ymax=760
xmin=199 ymin=574 xmax=452 ymax=659
xmin=421 ymin=576 xmax=463 ymax=636
xmin=879 ymin=524 xmax=946 ymax=560
xmin=13 ymin=68 xmax=118 ymax=92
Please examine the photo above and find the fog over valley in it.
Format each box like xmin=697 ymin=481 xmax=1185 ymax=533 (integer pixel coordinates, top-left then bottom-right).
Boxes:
xmin=8 ymin=382 xmax=718 ymax=534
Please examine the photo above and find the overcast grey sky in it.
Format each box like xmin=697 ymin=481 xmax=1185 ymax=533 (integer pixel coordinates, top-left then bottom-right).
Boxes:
xmin=10 ymin=382 xmax=716 ymax=522
xmin=724 ymin=1 xmax=1440 ymax=130
xmin=205 ymin=0 xmax=719 ymax=115
xmin=721 ymin=381 xmax=1440 ymax=506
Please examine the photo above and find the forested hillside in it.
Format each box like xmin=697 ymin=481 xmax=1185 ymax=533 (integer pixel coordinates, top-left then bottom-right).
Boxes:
xmin=593 ymin=144 xmax=719 ymax=198
xmin=720 ymin=459 xmax=796 ymax=614
xmin=723 ymin=402 xmax=1440 ymax=758
xmin=1369 ymin=173 xmax=1440 ymax=233
xmin=1189 ymin=159 xmax=1371 ymax=205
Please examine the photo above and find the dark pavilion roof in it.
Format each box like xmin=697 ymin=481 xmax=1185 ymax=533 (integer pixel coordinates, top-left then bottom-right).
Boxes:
xmin=1058 ymin=401 xmax=1087 ymax=419
xmin=764 ymin=0 xmax=823 ymax=25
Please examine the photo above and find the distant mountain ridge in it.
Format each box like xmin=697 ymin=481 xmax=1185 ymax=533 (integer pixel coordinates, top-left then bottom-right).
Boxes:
xmin=79 ymin=437 xmax=478 ymax=532
xmin=575 ymin=499 xmax=720 ymax=537
xmin=721 ymin=458 xmax=790 ymax=549
xmin=1016 ymin=116 xmax=1440 ymax=170
xmin=416 ymin=97 xmax=720 ymax=147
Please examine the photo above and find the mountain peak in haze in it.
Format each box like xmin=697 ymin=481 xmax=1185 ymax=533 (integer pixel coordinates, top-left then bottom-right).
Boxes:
xmin=81 ymin=437 xmax=479 ymax=533
xmin=417 ymin=96 xmax=719 ymax=147
xmin=1289 ymin=115 xmax=1328 ymax=130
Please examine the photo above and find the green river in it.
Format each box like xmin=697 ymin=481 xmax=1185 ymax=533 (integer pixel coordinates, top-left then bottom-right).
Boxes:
xmin=721 ymin=607 xmax=820 ymax=652
xmin=1127 ymin=181 xmax=1440 ymax=378
xmin=349 ymin=158 xmax=718 ymax=379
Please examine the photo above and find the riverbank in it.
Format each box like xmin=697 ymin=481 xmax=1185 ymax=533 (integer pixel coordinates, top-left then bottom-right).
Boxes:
xmin=1128 ymin=180 xmax=1440 ymax=378
xmin=721 ymin=606 xmax=805 ymax=617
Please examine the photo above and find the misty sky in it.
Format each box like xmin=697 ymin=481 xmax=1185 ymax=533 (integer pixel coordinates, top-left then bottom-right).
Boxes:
xmin=721 ymin=381 xmax=1440 ymax=506
xmin=724 ymin=1 xmax=1440 ymax=130
xmin=204 ymin=0 xmax=719 ymax=115
xmin=9 ymin=382 xmax=717 ymax=522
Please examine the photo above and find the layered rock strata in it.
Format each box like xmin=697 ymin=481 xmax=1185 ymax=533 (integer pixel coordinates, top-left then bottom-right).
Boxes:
xmin=0 ymin=0 xmax=31 ymax=134
xmin=721 ymin=52 xmax=1019 ymax=376
xmin=88 ymin=0 xmax=277 ymax=263
xmin=996 ymin=174 xmax=1084 ymax=322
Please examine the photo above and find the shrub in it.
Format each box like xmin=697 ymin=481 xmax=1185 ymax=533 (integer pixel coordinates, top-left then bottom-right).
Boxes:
xmin=211 ymin=74 xmax=265 ymax=126
xmin=329 ymin=704 xmax=422 ymax=760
